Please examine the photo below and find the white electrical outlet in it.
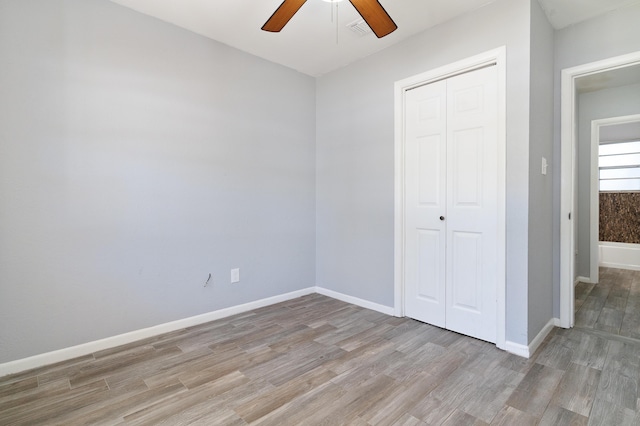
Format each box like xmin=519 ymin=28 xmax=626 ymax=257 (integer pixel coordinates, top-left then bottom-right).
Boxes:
xmin=231 ymin=268 xmax=240 ymax=283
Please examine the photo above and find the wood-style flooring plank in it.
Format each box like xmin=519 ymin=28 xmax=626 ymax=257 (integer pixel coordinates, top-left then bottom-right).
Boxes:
xmin=575 ymin=309 xmax=600 ymax=329
xmin=490 ymin=405 xmax=538 ymax=426
xmin=594 ymin=307 xmax=625 ymax=334
xmin=123 ymin=371 xmax=251 ymax=425
xmin=505 ymin=363 xmax=565 ymax=418
xmin=0 ymin=377 xmax=69 ymax=411
xmin=458 ymin=366 xmax=522 ymax=423
xmin=534 ymin=334 xmax=574 ymax=371
xmin=0 ymin=379 xmax=110 ymax=425
xmin=575 ymin=282 xmax=595 ymax=300
xmin=537 ymin=404 xmax=588 ymax=426
xmin=440 ymin=409 xmax=488 ymax=426
xmin=390 ymin=413 xmax=428 ymax=426
xmin=588 ymin=398 xmax=638 ymax=426
xmin=562 ymin=329 xmax=609 ymax=370
xmin=550 ymin=362 xmax=600 ymax=416
xmin=301 ymin=373 xmax=399 ymax=425
xmin=620 ymin=311 xmax=640 ymax=340
xmin=46 ymin=380 xmax=186 ymax=426
xmin=0 ymin=376 xmax=38 ymax=399
xmin=234 ymin=366 xmax=335 ymax=423
xmin=361 ymin=372 xmax=442 ymax=426
xmin=251 ymin=380 xmax=347 ymax=426
xmin=595 ymin=340 xmax=640 ymax=410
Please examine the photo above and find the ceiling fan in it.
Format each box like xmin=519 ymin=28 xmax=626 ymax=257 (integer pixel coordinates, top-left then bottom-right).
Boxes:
xmin=262 ymin=0 xmax=397 ymax=38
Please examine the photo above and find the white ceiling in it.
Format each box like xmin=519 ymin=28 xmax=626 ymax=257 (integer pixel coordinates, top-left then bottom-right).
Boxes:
xmin=537 ymin=0 xmax=640 ymax=29
xmin=110 ymin=0 xmax=640 ymax=77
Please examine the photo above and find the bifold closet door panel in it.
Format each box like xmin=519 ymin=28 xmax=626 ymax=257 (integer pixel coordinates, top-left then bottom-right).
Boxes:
xmin=444 ymin=66 xmax=498 ymax=344
xmin=404 ymin=79 xmax=447 ymax=328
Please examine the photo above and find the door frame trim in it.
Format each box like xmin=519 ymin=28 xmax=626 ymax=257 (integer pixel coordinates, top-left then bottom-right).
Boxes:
xmin=559 ymin=51 xmax=640 ymax=329
xmin=393 ymin=46 xmax=507 ymax=349
xmin=590 ymin=114 xmax=640 ymax=285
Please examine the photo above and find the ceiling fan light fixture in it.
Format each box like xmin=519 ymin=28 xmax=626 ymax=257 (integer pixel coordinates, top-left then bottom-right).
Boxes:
xmin=262 ymin=0 xmax=397 ymax=38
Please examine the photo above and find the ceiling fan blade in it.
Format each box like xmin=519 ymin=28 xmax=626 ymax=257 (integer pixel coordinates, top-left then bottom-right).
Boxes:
xmin=262 ymin=0 xmax=308 ymax=32
xmin=348 ymin=0 xmax=397 ymax=38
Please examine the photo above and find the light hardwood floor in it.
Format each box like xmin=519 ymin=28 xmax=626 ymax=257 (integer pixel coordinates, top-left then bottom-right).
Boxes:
xmin=1 ymin=271 xmax=640 ymax=425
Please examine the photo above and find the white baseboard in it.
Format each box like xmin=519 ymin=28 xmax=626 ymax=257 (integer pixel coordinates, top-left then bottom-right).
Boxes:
xmin=505 ymin=318 xmax=558 ymax=358
xmin=576 ymin=276 xmax=595 ymax=285
xmin=314 ymin=287 xmax=395 ymax=316
xmin=0 ymin=287 xmax=315 ymax=378
xmin=599 ymin=242 xmax=640 ymax=271
xmin=528 ymin=318 xmax=558 ymax=356
xmin=504 ymin=341 xmax=529 ymax=358
xmin=600 ymin=262 xmax=640 ymax=271
xmin=1 ymin=286 xmax=538 ymax=376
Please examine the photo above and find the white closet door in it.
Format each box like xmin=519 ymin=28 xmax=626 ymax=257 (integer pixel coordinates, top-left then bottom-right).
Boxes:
xmin=444 ymin=66 xmax=498 ymax=343
xmin=404 ymin=79 xmax=447 ymax=328
xmin=404 ymin=65 xmax=498 ymax=343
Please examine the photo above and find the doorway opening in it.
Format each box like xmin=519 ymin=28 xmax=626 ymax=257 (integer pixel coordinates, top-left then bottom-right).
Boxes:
xmin=559 ymin=51 xmax=640 ymax=328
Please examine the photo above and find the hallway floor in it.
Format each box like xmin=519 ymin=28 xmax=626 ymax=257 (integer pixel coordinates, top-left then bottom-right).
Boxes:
xmin=575 ymin=267 xmax=640 ymax=339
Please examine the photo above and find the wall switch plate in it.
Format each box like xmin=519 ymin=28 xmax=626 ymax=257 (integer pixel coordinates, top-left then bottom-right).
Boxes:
xmin=541 ymin=157 xmax=548 ymax=175
xmin=231 ymin=268 xmax=240 ymax=283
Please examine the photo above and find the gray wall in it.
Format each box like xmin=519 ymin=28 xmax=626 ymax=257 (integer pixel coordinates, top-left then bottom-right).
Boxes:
xmin=576 ymin=82 xmax=640 ymax=278
xmin=316 ymin=0 xmax=533 ymax=345
xmin=528 ymin=0 xmax=555 ymax=340
xmin=7 ymin=0 xmax=637 ymax=364
xmin=600 ymin=122 xmax=640 ymax=141
xmin=553 ymin=3 xmax=640 ymax=316
xmin=0 ymin=0 xmax=316 ymax=363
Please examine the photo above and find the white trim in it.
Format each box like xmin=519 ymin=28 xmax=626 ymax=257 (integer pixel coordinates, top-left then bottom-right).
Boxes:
xmin=504 ymin=341 xmax=529 ymax=358
xmin=560 ymin=66 xmax=576 ymax=328
xmin=529 ymin=318 xmax=558 ymax=356
xmin=560 ymin=51 xmax=640 ymax=329
xmin=393 ymin=46 xmax=507 ymax=350
xmin=590 ymin=121 xmax=600 ymax=284
xmin=0 ymin=288 xmax=315 ymax=377
xmin=1 ymin=287 xmax=400 ymax=377
xmin=590 ymin=114 xmax=640 ymax=284
xmin=0 ymin=280 xmax=558 ymax=375
xmin=394 ymin=74 xmax=406 ymax=318
xmin=599 ymin=242 xmax=640 ymax=271
xmin=529 ymin=318 xmax=558 ymax=357
xmin=505 ymin=318 xmax=558 ymax=358
xmin=314 ymin=287 xmax=396 ymax=316
xmin=576 ymin=276 xmax=596 ymax=285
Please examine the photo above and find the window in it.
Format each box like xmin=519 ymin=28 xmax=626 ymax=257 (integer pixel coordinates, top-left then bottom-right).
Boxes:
xmin=599 ymin=141 xmax=640 ymax=192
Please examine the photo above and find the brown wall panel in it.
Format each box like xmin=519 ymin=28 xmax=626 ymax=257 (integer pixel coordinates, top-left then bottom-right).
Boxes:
xmin=600 ymin=192 xmax=640 ymax=243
